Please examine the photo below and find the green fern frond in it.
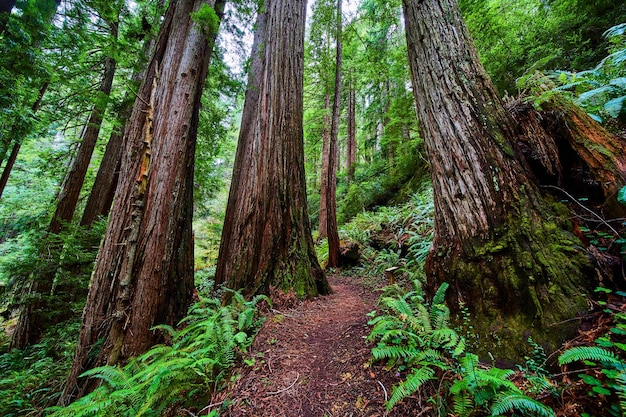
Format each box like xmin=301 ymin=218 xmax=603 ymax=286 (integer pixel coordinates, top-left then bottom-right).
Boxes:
xmin=558 ymin=346 xmax=620 ymax=366
xmin=491 ymin=393 xmax=556 ymax=417
xmin=372 ymin=344 xmax=420 ymax=361
xmin=429 ymin=303 xmax=450 ymax=331
xmin=430 ymin=328 xmax=459 ymax=349
xmin=432 ymin=282 xmax=449 ymax=305
xmin=80 ymin=365 xmax=131 ymax=390
xmin=387 ymin=366 xmax=435 ymax=410
xmin=453 ymin=391 xmax=473 ymax=417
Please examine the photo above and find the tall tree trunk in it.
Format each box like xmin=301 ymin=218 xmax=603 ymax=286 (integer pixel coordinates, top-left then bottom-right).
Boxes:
xmin=80 ymin=25 xmax=160 ymax=228
xmin=346 ymin=75 xmax=356 ymax=180
xmin=402 ymin=0 xmax=595 ymax=362
xmin=59 ymin=0 xmax=224 ymax=403
xmin=319 ymin=93 xmax=331 ymax=239
xmin=78 ymin=122 xmax=124 ymax=227
xmin=326 ymin=0 xmax=342 ymax=268
xmin=214 ymin=0 xmax=331 ymax=299
xmin=49 ymin=53 xmax=117 ymax=233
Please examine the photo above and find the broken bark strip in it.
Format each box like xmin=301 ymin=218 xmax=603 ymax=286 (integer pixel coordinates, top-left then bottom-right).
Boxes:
xmin=507 ymin=96 xmax=626 ymax=219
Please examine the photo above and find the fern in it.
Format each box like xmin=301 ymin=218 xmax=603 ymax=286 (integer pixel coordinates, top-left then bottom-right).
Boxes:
xmin=368 ymin=282 xmax=465 ymax=409
xmin=387 ymin=366 xmax=436 ymax=410
xmin=49 ymin=290 xmax=269 ymax=416
xmin=558 ymin=346 xmax=620 ymax=366
xmin=491 ymin=393 xmax=556 ymax=417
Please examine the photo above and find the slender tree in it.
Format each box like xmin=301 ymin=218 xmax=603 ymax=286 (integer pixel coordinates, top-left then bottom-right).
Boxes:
xmin=325 ymin=0 xmax=342 ymax=267
xmin=60 ymin=0 xmax=225 ymax=403
xmin=319 ymin=92 xmax=331 ymax=238
xmin=402 ymin=0 xmax=596 ymax=361
xmin=345 ymin=73 xmax=356 ymax=179
xmin=214 ymin=0 xmax=332 ymax=298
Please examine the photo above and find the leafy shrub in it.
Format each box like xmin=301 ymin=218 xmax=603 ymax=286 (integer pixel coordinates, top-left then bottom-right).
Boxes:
xmin=48 ymin=291 xmax=269 ymax=417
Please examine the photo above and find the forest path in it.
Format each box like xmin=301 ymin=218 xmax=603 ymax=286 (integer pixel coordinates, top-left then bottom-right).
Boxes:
xmin=215 ymin=275 xmax=393 ymax=417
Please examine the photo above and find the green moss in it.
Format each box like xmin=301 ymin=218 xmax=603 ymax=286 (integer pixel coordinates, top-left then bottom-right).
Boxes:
xmin=429 ymin=198 xmax=593 ymax=364
xmin=191 ymin=4 xmax=220 ymax=36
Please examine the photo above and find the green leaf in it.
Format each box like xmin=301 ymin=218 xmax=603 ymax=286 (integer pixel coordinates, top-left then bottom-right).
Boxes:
xmin=618 ymin=187 xmax=626 ymax=206
xmin=604 ymin=96 xmax=626 ymax=118
xmin=559 ymin=346 xmax=620 ymax=366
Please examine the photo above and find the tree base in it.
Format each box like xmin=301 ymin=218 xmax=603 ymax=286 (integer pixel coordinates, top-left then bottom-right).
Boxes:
xmin=426 ymin=201 xmax=596 ymax=365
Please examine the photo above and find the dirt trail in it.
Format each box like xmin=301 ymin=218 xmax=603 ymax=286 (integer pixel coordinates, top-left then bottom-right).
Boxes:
xmin=216 ymin=275 xmax=393 ymax=417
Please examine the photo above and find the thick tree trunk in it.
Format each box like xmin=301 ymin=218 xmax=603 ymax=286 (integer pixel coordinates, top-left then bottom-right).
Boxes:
xmin=346 ymin=76 xmax=356 ymax=180
xmin=214 ymin=0 xmax=331 ymax=299
xmin=319 ymin=93 xmax=331 ymax=238
xmin=60 ymin=0 xmax=223 ymax=403
xmin=402 ymin=0 xmax=595 ymax=362
xmin=325 ymin=0 xmax=342 ymax=268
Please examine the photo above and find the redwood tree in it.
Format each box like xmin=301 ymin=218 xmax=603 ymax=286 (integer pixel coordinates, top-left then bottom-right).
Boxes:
xmin=214 ymin=0 xmax=331 ymax=298
xmin=402 ymin=0 xmax=596 ymax=360
xmin=60 ymin=0 xmax=224 ymax=403
xmin=324 ymin=0 xmax=342 ymax=267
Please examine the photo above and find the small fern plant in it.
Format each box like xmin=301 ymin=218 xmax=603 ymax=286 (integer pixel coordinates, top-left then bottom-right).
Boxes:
xmin=367 ymin=281 xmax=465 ymax=410
xmin=450 ymin=353 xmax=555 ymax=417
xmin=558 ymin=305 xmax=626 ymax=417
xmin=47 ymin=291 xmax=269 ymax=417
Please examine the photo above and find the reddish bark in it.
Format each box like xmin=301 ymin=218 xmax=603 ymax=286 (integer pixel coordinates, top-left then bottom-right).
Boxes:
xmin=319 ymin=93 xmax=331 ymax=238
xmin=60 ymin=0 xmax=223 ymax=403
xmin=325 ymin=0 xmax=342 ymax=268
xmin=214 ymin=0 xmax=331 ymax=298
xmin=402 ymin=0 xmax=594 ymax=361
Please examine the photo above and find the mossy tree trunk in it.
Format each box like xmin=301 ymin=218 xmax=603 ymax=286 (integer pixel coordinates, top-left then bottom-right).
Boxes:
xmin=402 ymin=0 xmax=596 ymax=362
xmin=214 ymin=0 xmax=332 ymax=298
xmin=59 ymin=0 xmax=224 ymax=403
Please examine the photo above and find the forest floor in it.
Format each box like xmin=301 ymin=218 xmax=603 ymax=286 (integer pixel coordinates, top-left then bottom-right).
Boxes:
xmin=208 ymin=275 xmax=420 ymax=417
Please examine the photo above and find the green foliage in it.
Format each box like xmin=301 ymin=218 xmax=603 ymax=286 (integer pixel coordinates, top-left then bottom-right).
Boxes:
xmin=460 ymin=0 xmax=626 ymax=94
xmin=617 ymin=186 xmax=626 ymax=206
xmin=547 ymin=23 xmax=626 ymax=124
xmin=48 ymin=291 xmax=270 ymax=417
xmin=191 ymin=3 xmax=220 ymax=36
xmin=0 ymin=320 xmax=80 ymax=417
xmin=367 ymin=281 xmax=465 ymax=409
xmin=368 ymin=281 xmax=557 ymax=415
xmin=450 ymin=353 xmax=555 ymax=417
xmin=558 ymin=290 xmax=626 ymax=417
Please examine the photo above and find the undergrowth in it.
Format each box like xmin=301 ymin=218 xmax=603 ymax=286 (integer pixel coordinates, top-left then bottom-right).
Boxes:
xmin=368 ymin=280 xmax=626 ymax=416
xmin=338 ymin=181 xmax=433 ymax=286
xmin=45 ymin=291 xmax=269 ymax=417
xmin=367 ymin=280 xmax=556 ymax=416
